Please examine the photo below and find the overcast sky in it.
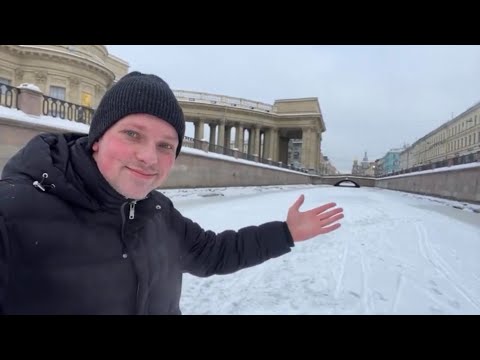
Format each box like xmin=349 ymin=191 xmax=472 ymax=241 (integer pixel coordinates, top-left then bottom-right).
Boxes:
xmin=107 ymin=45 xmax=480 ymax=173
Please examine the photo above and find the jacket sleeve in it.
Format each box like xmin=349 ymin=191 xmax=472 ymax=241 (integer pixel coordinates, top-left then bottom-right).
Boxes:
xmin=0 ymin=216 xmax=8 ymax=314
xmin=170 ymin=206 xmax=295 ymax=277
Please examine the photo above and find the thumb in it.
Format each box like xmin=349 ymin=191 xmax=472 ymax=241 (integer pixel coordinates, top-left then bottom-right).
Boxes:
xmin=290 ymin=194 xmax=305 ymax=212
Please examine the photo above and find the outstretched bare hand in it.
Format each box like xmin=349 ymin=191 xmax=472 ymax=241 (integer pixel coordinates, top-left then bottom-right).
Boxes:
xmin=286 ymin=194 xmax=344 ymax=242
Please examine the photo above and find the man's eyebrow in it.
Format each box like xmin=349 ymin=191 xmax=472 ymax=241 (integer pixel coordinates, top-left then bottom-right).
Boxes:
xmin=160 ymin=135 xmax=178 ymax=142
xmin=124 ymin=124 xmax=178 ymax=142
xmin=126 ymin=123 xmax=147 ymax=131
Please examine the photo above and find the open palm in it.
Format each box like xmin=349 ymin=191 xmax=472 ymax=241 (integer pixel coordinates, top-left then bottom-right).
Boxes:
xmin=286 ymin=194 xmax=344 ymax=242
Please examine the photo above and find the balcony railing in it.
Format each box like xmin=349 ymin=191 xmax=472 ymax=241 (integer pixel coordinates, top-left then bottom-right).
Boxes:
xmin=173 ymin=90 xmax=273 ymax=113
xmin=42 ymin=95 xmax=94 ymax=124
xmin=0 ymin=83 xmax=19 ymax=109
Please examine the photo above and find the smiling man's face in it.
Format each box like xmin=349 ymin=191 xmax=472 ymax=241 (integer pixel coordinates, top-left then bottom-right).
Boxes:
xmin=92 ymin=113 xmax=179 ymax=199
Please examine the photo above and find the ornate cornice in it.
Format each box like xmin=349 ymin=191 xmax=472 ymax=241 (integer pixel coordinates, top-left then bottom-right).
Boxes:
xmin=1 ymin=45 xmax=115 ymax=80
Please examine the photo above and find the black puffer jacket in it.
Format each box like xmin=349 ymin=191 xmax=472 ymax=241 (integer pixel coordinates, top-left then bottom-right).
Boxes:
xmin=0 ymin=133 xmax=294 ymax=314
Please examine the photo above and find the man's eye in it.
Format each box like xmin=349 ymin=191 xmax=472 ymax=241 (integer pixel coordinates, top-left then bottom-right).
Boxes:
xmin=159 ymin=143 xmax=174 ymax=150
xmin=124 ymin=130 xmax=139 ymax=138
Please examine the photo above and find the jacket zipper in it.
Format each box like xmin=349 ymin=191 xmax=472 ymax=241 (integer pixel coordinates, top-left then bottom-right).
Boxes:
xmin=121 ymin=200 xmax=141 ymax=314
xmin=129 ymin=200 xmax=137 ymax=220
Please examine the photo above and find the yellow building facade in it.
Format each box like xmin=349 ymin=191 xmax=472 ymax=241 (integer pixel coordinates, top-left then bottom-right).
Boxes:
xmin=0 ymin=45 xmax=128 ymax=109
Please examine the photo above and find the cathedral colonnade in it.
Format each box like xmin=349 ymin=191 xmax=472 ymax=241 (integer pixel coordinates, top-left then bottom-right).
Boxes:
xmin=175 ymin=91 xmax=326 ymax=173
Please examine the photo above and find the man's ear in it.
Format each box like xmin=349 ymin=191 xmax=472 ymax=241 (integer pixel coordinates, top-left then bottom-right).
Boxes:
xmin=92 ymin=141 xmax=99 ymax=152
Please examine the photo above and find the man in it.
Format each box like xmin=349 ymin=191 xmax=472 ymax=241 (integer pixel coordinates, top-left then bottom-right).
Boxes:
xmin=0 ymin=71 xmax=343 ymax=314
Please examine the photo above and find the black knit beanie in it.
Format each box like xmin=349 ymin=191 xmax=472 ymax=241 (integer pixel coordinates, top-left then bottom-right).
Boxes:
xmin=87 ymin=71 xmax=185 ymax=157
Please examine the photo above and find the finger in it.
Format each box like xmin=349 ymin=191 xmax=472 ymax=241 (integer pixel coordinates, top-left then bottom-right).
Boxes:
xmin=317 ymin=208 xmax=344 ymax=220
xmin=319 ymin=222 xmax=342 ymax=234
xmin=290 ymin=194 xmax=305 ymax=212
xmin=306 ymin=202 xmax=337 ymax=216
xmin=319 ymin=213 xmax=344 ymax=228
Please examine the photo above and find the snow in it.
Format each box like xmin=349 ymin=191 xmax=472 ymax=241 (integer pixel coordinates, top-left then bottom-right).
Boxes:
xmin=0 ymin=106 xmax=90 ymax=134
xmin=159 ymin=184 xmax=480 ymax=314
xmin=17 ymin=83 xmax=41 ymax=92
xmin=180 ymin=147 xmax=308 ymax=175
xmin=381 ymin=161 xmax=480 ymax=180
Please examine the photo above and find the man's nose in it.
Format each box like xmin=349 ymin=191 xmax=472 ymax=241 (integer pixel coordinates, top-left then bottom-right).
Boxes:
xmin=135 ymin=144 xmax=157 ymax=165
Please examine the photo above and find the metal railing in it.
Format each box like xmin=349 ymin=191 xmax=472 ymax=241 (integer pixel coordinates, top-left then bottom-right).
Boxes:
xmin=173 ymin=90 xmax=273 ymax=113
xmin=42 ymin=95 xmax=94 ymax=124
xmin=0 ymin=84 xmax=19 ymax=109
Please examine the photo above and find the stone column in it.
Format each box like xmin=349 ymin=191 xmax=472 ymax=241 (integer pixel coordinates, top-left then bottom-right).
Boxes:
xmin=217 ymin=120 xmax=225 ymax=151
xmin=247 ymin=128 xmax=253 ymax=155
xmin=301 ymin=128 xmax=310 ymax=170
xmin=194 ymin=119 xmax=205 ymax=140
xmin=224 ymin=125 xmax=232 ymax=148
xmin=209 ymin=123 xmax=217 ymax=151
xmin=308 ymin=130 xmax=319 ymax=172
xmin=315 ymin=131 xmax=321 ymax=171
xmin=279 ymin=136 xmax=289 ymax=165
xmin=271 ymin=128 xmax=278 ymax=161
xmin=264 ymin=129 xmax=272 ymax=160
xmin=235 ymin=124 xmax=244 ymax=152
xmin=259 ymin=131 xmax=265 ymax=159
xmin=253 ymin=127 xmax=261 ymax=158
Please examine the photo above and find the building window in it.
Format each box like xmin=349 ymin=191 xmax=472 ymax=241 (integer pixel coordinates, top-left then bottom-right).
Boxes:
xmin=81 ymin=91 xmax=92 ymax=107
xmin=49 ymin=86 xmax=66 ymax=100
xmin=469 ymin=135 xmax=472 ymax=146
xmin=0 ymin=77 xmax=11 ymax=93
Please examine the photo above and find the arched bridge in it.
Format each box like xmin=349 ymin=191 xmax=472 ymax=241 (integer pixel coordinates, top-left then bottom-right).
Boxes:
xmin=313 ymin=175 xmax=376 ymax=188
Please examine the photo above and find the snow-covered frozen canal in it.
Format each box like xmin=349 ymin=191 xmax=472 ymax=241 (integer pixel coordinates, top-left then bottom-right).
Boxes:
xmin=159 ymin=185 xmax=480 ymax=315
